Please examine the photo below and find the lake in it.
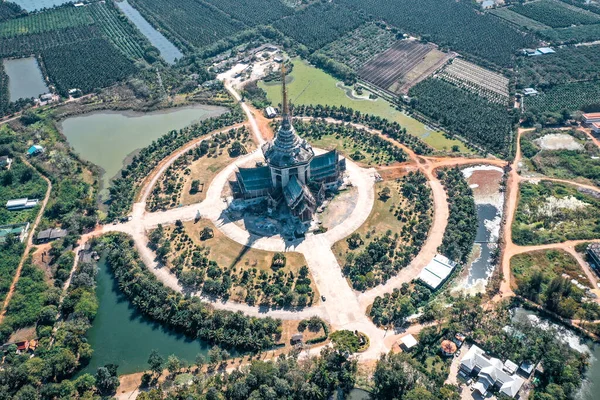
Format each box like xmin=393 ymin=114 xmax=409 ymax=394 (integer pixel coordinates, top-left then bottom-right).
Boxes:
xmin=116 ymin=0 xmax=183 ymax=64
xmin=10 ymin=0 xmax=71 ymax=12
xmin=3 ymin=57 xmax=48 ymax=102
xmin=82 ymin=256 xmax=209 ymax=375
xmin=60 ymin=105 xmax=227 ymax=200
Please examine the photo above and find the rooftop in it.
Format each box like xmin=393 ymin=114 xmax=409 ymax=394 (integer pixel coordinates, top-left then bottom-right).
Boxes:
xmin=417 ymin=254 xmax=457 ymax=289
xmin=399 ymin=334 xmax=418 ymax=349
xmin=237 ymin=166 xmax=272 ymax=192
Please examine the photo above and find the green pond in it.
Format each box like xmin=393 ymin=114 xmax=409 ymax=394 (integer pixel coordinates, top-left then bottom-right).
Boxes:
xmin=81 ymin=256 xmax=209 ymax=375
xmin=60 ymin=105 xmax=227 ymax=200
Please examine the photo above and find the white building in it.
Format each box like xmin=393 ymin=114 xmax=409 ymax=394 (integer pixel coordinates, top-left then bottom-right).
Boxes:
xmin=522 ymin=88 xmax=538 ymax=96
xmin=583 ymin=113 xmax=600 ymax=134
xmin=399 ymin=334 xmax=418 ymax=351
xmin=6 ymin=198 xmax=39 ymax=211
xmin=460 ymin=345 xmax=525 ymax=398
xmin=417 ymin=254 xmax=457 ymax=290
xmin=265 ymin=106 xmax=277 ymax=118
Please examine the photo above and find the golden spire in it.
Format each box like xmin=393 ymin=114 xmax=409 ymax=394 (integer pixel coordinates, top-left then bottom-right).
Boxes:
xmin=281 ymin=63 xmax=290 ymax=127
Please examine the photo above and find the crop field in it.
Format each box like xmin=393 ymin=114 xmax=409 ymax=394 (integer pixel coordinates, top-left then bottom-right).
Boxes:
xmin=538 ymin=23 xmax=600 ymax=44
xmin=511 ymin=0 xmax=600 ymax=28
xmin=0 ymin=5 xmax=93 ymax=38
xmin=203 ymin=0 xmax=292 ymax=26
xmin=0 ymin=2 xmax=25 ymax=22
xmin=128 ymin=0 xmax=245 ymax=50
xmin=338 ymin=0 xmax=537 ymax=68
xmin=359 ymin=40 xmax=450 ymax=95
xmin=42 ymin=38 xmax=138 ymax=96
xmin=525 ymin=80 xmax=600 ymax=113
xmin=273 ymin=2 xmax=366 ymax=50
xmin=0 ymin=2 xmax=149 ymax=60
xmin=409 ymin=78 xmax=513 ymax=155
xmin=317 ymin=22 xmax=397 ymax=71
xmin=489 ymin=7 xmax=551 ymax=31
xmin=437 ymin=59 xmax=510 ymax=105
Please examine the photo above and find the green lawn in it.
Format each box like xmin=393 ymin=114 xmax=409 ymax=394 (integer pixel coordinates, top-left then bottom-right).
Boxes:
xmin=258 ymin=58 xmax=471 ymax=153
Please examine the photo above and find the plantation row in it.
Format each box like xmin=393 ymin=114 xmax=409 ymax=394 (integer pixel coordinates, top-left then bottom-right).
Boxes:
xmin=204 ymin=0 xmax=292 ymax=26
xmin=338 ymin=0 xmax=537 ymax=68
xmin=0 ymin=2 xmax=26 ymax=22
xmin=273 ymin=2 xmax=366 ymax=51
xmin=437 ymin=59 xmax=509 ymax=104
xmin=538 ymin=23 xmax=600 ymax=44
xmin=408 ymin=78 xmax=513 ymax=156
xmin=511 ymin=0 xmax=600 ymax=29
xmin=0 ymin=25 xmax=100 ymax=58
xmin=42 ymin=38 xmax=138 ymax=96
xmin=489 ymin=7 xmax=551 ymax=31
xmin=525 ymin=80 xmax=600 ymax=114
xmin=316 ymin=22 xmax=397 ymax=71
xmin=128 ymin=0 xmax=245 ymax=50
xmin=517 ymin=44 xmax=600 ymax=88
xmin=0 ymin=4 xmax=93 ymax=38
xmin=88 ymin=1 xmax=146 ymax=60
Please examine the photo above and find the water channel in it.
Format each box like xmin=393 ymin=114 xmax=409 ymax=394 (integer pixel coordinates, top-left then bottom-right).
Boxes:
xmin=512 ymin=308 xmax=600 ymax=400
xmin=82 ymin=256 xmax=209 ymax=375
xmin=60 ymin=105 xmax=227 ymax=201
xmin=10 ymin=0 xmax=71 ymax=12
xmin=116 ymin=0 xmax=183 ymax=64
xmin=3 ymin=57 xmax=48 ymax=102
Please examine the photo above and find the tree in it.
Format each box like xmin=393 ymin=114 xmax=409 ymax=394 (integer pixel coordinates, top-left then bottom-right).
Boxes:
xmin=200 ymin=227 xmax=214 ymax=241
xmin=330 ymin=330 xmax=360 ymax=353
xmin=379 ymin=186 xmax=391 ymax=201
xmin=95 ymin=365 xmax=119 ymax=395
xmin=271 ymin=252 xmax=286 ymax=270
xmin=148 ymin=350 xmax=164 ymax=376
xmin=190 ymin=180 xmax=201 ymax=194
xmin=166 ymin=354 xmax=181 ymax=376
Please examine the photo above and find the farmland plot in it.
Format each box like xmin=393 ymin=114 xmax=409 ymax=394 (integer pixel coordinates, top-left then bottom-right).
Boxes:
xmin=511 ymin=0 xmax=600 ymax=28
xmin=525 ymin=80 xmax=600 ymax=113
xmin=437 ymin=59 xmax=510 ymax=105
xmin=317 ymin=22 xmax=397 ymax=71
xmin=489 ymin=7 xmax=551 ymax=31
xmin=359 ymin=40 xmax=452 ymax=95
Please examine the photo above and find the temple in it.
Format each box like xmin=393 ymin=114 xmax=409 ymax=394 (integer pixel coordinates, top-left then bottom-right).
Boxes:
xmin=231 ymin=65 xmax=345 ymax=223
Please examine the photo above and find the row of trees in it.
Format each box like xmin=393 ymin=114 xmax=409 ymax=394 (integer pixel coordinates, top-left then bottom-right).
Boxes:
xmin=103 ymin=233 xmax=283 ymax=352
xmin=293 ymin=104 xmax=433 ymax=155
xmin=109 ymin=109 xmax=245 ymax=219
xmin=437 ymin=167 xmax=477 ymax=264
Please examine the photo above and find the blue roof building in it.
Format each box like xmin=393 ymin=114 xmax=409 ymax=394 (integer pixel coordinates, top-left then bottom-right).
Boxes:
xmin=27 ymin=145 xmax=44 ymax=156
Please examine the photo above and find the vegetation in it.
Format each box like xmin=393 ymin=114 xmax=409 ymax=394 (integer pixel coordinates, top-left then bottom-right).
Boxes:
xmin=513 ymin=181 xmax=600 ymax=245
xmin=102 ymin=233 xmax=282 ymax=352
xmin=0 ymin=1 xmax=25 ymax=22
xmin=294 ymin=120 xmax=407 ymax=165
xmin=0 ymin=5 xmax=94 ymax=38
xmin=511 ymin=249 xmax=600 ymax=320
xmin=203 ymin=0 xmax=293 ymax=26
xmin=316 ymin=22 xmax=397 ymax=71
xmin=42 ymin=38 xmax=138 ymax=96
xmin=338 ymin=0 xmax=537 ymax=68
xmin=330 ymin=330 xmax=360 ymax=353
xmin=339 ymin=172 xmax=433 ymax=290
xmin=109 ymin=109 xmax=244 ymax=219
xmin=137 ymin=347 xmax=357 ymax=400
xmin=148 ymin=222 xmax=315 ymax=308
xmin=489 ymin=7 xmax=551 ymax=31
xmin=517 ymin=44 xmax=600 ymax=89
xmin=128 ymin=0 xmax=245 ymax=51
xmin=274 ymin=2 xmax=366 ymax=51
xmin=293 ymin=104 xmax=432 ymax=155
xmin=511 ymin=0 xmax=600 ymax=28
xmin=0 ymin=159 xmax=47 ymax=225
xmin=538 ymin=23 xmax=600 ymax=44
xmin=525 ymin=80 xmax=600 ymax=116
xmin=369 ymin=283 xmax=433 ymax=327
xmin=0 ymin=241 xmax=24 ymax=307
xmin=409 ymin=78 xmax=514 ymax=156
xmin=437 ymin=167 xmax=477 ymax=264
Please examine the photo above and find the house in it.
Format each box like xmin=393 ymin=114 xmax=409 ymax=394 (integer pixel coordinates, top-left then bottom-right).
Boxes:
xmin=27 ymin=145 xmax=44 ymax=156
xmin=523 ymin=49 xmax=540 ymax=57
xmin=522 ymin=88 xmax=538 ymax=96
xmin=40 ymin=93 xmax=53 ymax=101
xmin=460 ymin=345 xmax=525 ymax=398
xmin=587 ymin=243 xmax=600 ymax=273
xmin=518 ymin=361 xmax=535 ymax=378
xmin=0 ymin=155 xmax=12 ymax=169
xmin=399 ymin=334 xmax=418 ymax=351
xmin=6 ymin=198 xmax=39 ymax=211
xmin=481 ymin=0 xmax=495 ymax=9
xmin=583 ymin=113 xmax=600 ymax=134
xmin=273 ymin=56 xmax=284 ymax=63
xmin=36 ymin=228 xmax=68 ymax=243
xmin=291 ymin=333 xmax=303 ymax=344
xmin=537 ymin=47 xmax=555 ymax=55
xmin=0 ymin=223 xmax=30 ymax=243
xmin=265 ymin=106 xmax=277 ymax=118
xmin=417 ymin=254 xmax=458 ymax=290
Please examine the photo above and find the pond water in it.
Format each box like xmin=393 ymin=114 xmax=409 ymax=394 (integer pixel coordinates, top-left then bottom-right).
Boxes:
xmin=116 ymin=0 xmax=183 ymax=64
xmin=10 ymin=0 xmax=71 ymax=12
xmin=3 ymin=57 xmax=48 ymax=102
xmin=346 ymin=388 xmax=371 ymax=399
xmin=60 ymin=105 xmax=227 ymax=200
xmin=82 ymin=256 xmax=209 ymax=375
xmin=511 ymin=308 xmax=600 ymax=400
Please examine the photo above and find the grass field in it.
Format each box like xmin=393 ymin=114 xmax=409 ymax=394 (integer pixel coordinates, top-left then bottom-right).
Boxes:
xmin=258 ymin=58 xmax=470 ymax=152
